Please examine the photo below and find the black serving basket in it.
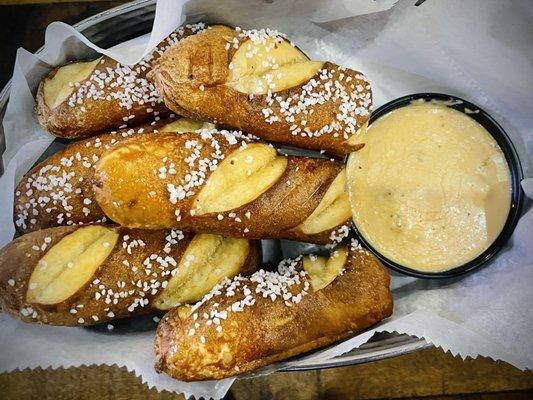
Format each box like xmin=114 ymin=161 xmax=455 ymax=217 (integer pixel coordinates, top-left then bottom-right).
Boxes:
xmin=347 ymin=93 xmax=525 ymax=279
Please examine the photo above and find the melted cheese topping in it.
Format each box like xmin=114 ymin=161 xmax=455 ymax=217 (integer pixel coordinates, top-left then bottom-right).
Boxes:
xmin=346 ymin=102 xmax=512 ymax=272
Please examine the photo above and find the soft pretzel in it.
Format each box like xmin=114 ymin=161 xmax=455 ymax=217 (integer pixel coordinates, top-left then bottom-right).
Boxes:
xmin=93 ymin=128 xmax=353 ymax=245
xmin=34 ymin=23 xmax=208 ymax=138
xmin=14 ymin=118 xmax=208 ymax=234
xmin=0 ymin=225 xmax=259 ymax=326
xmin=150 ymin=25 xmax=372 ymax=156
xmin=155 ymin=241 xmax=393 ymax=380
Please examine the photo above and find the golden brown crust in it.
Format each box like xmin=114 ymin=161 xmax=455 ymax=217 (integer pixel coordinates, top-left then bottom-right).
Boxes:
xmin=154 ymin=246 xmax=393 ymax=380
xmin=34 ymin=24 xmax=208 ymax=139
xmin=93 ymin=131 xmax=350 ymax=245
xmin=34 ymin=59 xmax=171 ymax=139
xmin=13 ymin=122 xmax=166 ymax=234
xmin=150 ymin=26 xmax=371 ymax=156
xmin=0 ymin=225 xmax=259 ymax=326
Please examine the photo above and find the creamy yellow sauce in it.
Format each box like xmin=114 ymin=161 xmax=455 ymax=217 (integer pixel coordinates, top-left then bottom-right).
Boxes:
xmin=346 ymin=102 xmax=512 ymax=272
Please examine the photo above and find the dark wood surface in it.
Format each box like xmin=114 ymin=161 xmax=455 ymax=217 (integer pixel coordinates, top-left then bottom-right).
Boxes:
xmin=0 ymin=2 xmax=532 ymax=399
xmin=1 ymin=347 xmax=532 ymax=399
xmin=0 ymin=1 xmax=125 ymax=89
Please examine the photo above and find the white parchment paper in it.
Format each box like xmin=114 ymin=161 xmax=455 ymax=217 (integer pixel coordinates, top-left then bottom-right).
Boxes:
xmin=1 ymin=0 xmax=532 ymax=399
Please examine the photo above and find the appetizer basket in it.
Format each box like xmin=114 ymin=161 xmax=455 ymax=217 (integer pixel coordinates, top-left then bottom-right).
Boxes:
xmin=2 ymin=1 xmax=532 ymax=397
xmin=0 ymin=0 xmax=428 ymax=373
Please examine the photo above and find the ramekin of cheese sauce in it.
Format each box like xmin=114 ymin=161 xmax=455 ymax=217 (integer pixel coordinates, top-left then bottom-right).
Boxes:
xmin=346 ymin=93 xmax=524 ymax=278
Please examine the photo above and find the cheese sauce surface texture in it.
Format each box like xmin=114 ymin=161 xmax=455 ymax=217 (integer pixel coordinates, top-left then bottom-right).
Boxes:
xmin=346 ymin=102 xmax=512 ymax=272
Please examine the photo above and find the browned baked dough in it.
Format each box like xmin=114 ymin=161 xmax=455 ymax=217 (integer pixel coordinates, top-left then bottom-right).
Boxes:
xmin=14 ymin=123 xmax=158 ymax=234
xmin=150 ymin=25 xmax=372 ymax=156
xmin=93 ymin=129 xmax=353 ymax=245
xmin=34 ymin=23 xmax=207 ymax=138
xmin=0 ymin=225 xmax=259 ymax=326
xmin=155 ymin=243 xmax=393 ymax=380
xmin=14 ymin=118 xmax=210 ymax=234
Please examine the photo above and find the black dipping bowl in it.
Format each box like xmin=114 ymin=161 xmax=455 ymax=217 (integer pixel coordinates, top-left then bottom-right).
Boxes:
xmin=347 ymin=93 xmax=524 ymax=279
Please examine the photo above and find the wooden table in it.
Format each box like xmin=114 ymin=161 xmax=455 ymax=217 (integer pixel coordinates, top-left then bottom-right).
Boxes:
xmin=1 ymin=347 xmax=532 ymax=399
xmin=0 ymin=2 xmax=532 ymax=399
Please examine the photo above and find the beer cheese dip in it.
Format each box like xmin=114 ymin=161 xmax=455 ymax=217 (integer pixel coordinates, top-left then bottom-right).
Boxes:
xmin=346 ymin=101 xmax=512 ymax=273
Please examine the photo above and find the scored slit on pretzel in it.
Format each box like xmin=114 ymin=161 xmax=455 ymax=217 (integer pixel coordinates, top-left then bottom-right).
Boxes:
xmin=153 ymin=233 xmax=251 ymax=309
xmin=227 ymin=33 xmax=323 ymax=95
xmin=26 ymin=225 xmax=118 ymax=305
xmin=192 ymin=143 xmax=288 ymax=215
xmin=295 ymin=169 xmax=351 ymax=235
xmin=43 ymin=58 xmax=102 ymax=110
